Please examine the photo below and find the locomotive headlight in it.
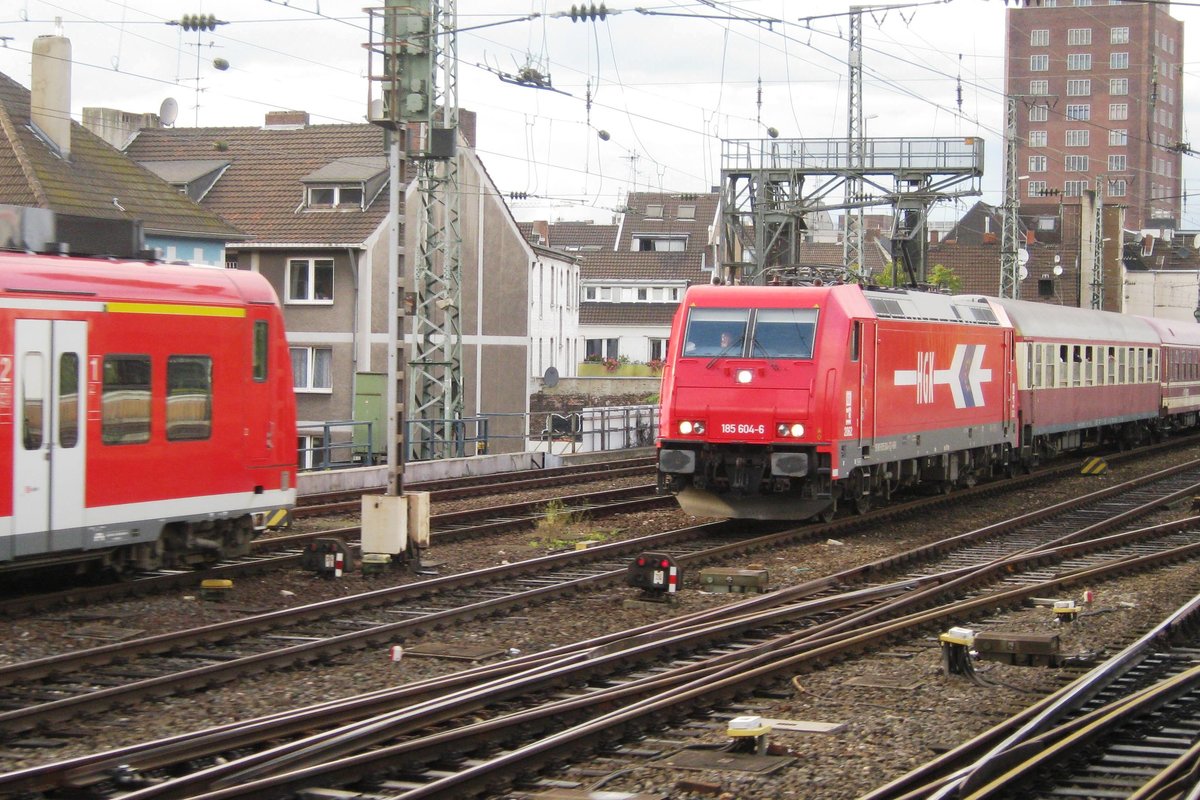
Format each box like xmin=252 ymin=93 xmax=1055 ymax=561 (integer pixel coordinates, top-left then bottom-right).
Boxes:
xmin=736 ymin=369 xmax=754 ymax=384
xmin=679 ymin=420 xmax=693 ymax=435
xmin=776 ymin=422 xmax=805 ymax=437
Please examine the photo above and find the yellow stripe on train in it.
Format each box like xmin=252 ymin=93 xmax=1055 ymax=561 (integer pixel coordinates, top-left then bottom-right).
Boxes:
xmin=106 ymin=301 xmax=246 ymax=318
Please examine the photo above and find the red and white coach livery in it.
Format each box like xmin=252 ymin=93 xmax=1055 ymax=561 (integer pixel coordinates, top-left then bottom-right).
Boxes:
xmin=658 ymin=283 xmax=1200 ymax=521
xmin=0 ymin=250 xmax=296 ymax=572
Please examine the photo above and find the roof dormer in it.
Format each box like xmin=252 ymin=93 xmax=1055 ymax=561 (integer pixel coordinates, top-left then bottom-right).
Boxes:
xmin=301 ymin=156 xmax=388 ymax=211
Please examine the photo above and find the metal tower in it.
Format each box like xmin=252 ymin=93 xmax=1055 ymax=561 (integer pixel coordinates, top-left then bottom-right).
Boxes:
xmin=1090 ymin=176 xmax=1105 ymax=310
xmin=842 ymin=7 xmax=865 ymax=277
xmin=1000 ymin=95 xmax=1022 ymax=299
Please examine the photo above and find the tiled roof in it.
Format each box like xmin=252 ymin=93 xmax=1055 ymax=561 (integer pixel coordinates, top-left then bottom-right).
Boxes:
xmin=0 ymin=72 xmax=240 ymax=238
xmin=578 ymin=250 xmax=709 ymax=283
xmin=580 ymin=302 xmax=678 ymax=326
xmin=126 ymin=123 xmax=393 ymax=245
xmin=619 ymin=191 xmax=718 ymax=254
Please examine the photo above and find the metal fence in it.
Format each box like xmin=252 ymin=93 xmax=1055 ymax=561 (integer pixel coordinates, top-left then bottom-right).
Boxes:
xmin=297 ymin=406 xmax=659 ymax=471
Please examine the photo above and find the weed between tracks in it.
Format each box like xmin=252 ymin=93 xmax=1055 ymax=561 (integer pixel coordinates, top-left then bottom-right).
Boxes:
xmin=529 ymin=499 xmax=617 ymax=550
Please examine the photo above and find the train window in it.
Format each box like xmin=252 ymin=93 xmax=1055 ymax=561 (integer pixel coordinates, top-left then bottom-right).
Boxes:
xmin=682 ymin=308 xmax=750 ymax=358
xmin=752 ymin=308 xmax=818 ymax=359
xmin=850 ymin=321 xmax=861 ymax=362
xmin=167 ymin=356 xmax=212 ymax=441
xmin=21 ymin=352 xmax=44 ymax=450
xmin=102 ymin=355 xmax=151 ymax=445
xmin=253 ymin=321 xmax=269 ymax=382
xmin=59 ymin=353 xmax=79 ymax=448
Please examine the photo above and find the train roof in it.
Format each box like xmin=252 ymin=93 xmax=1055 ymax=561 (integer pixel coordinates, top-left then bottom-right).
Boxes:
xmin=0 ymin=250 xmax=278 ymax=307
xmin=682 ymin=284 xmax=1001 ymax=325
xmin=978 ymin=296 xmax=1159 ymax=344
xmin=1136 ymin=315 xmax=1200 ymax=347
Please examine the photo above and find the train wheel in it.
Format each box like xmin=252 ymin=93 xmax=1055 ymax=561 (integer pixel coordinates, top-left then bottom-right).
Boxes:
xmin=813 ymin=499 xmax=838 ymax=523
xmin=853 ymin=494 xmax=872 ymax=515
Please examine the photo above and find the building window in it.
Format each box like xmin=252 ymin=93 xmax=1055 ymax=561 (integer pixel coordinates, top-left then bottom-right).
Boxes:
xmin=1029 ymin=130 xmax=1047 ymax=147
xmin=1066 ymin=53 xmax=1091 ymax=70
xmin=677 ymin=204 xmax=696 ymax=220
xmin=1030 ymin=54 xmax=1049 ymax=71
xmin=1029 ymin=105 xmax=1049 ymax=123
xmin=649 ymin=338 xmax=668 ymax=361
xmin=1067 ymin=28 xmax=1092 ymax=45
xmin=644 ymin=203 xmax=664 ymax=219
xmin=1027 ymin=180 xmax=1048 ymax=198
xmin=1063 ymin=180 xmax=1089 ymax=197
xmin=1109 ymin=103 xmax=1129 ymax=120
xmin=1111 ymin=26 xmax=1129 ymax=44
xmin=1029 ymin=80 xmax=1049 ymax=96
xmin=286 ymin=259 xmax=334 ymax=304
xmin=632 ymin=235 xmax=687 ymax=252
xmin=1029 ymin=155 xmax=1048 ymax=172
xmin=1109 ymin=78 xmax=1128 ymax=95
xmin=306 ymin=186 xmax=364 ymax=210
xmin=1108 ymin=179 xmax=1127 ymax=196
xmin=585 ymin=338 xmax=619 ymax=359
xmin=1064 ymin=155 xmax=1089 ymax=172
xmin=291 ymin=346 xmax=333 ymax=392
xmin=1065 ymin=129 xmax=1090 ymax=147
xmin=1066 ymin=79 xmax=1091 ymax=96
xmin=1110 ymin=52 xmax=1129 ymax=69
xmin=1030 ymin=29 xmax=1049 ymax=46
xmin=1108 ymin=154 xmax=1127 ymax=171
xmin=1065 ymin=104 xmax=1090 ymax=120
xmin=584 ymin=286 xmax=597 ymax=301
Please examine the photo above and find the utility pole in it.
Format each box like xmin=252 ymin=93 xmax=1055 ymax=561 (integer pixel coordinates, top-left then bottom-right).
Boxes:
xmin=1090 ymin=175 xmax=1105 ymax=310
xmin=843 ymin=6 xmax=865 ymax=278
xmin=1000 ymin=95 xmax=1022 ymax=299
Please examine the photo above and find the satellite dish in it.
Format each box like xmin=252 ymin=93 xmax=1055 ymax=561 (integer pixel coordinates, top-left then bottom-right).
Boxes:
xmin=542 ymin=366 xmax=559 ymax=388
xmin=1018 ymin=266 xmax=1029 ymax=281
xmin=159 ymin=97 xmax=179 ymax=127
xmin=1193 ymin=233 xmax=1200 ymax=249
xmin=1017 ymin=248 xmax=1030 ymax=265
xmin=1053 ymin=264 xmax=1063 ymax=276
xmin=212 ymin=57 xmax=230 ymax=71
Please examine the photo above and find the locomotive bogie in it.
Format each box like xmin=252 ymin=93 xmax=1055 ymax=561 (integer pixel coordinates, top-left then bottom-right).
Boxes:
xmin=0 ymin=252 xmax=297 ymax=574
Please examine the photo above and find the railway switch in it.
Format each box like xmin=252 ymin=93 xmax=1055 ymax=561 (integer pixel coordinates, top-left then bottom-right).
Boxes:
xmin=727 ymin=715 xmax=773 ymax=755
xmin=627 ymin=552 xmax=680 ymax=598
xmin=699 ymin=567 xmax=769 ymax=594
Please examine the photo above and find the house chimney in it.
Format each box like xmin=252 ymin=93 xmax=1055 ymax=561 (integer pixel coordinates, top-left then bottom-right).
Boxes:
xmin=532 ymin=220 xmax=549 ymax=246
xmin=264 ymin=110 xmax=309 ymax=128
xmin=31 ymin=35 xmax=71 ymax=158
xmin=929 ymin=230 xmax=939 ymax=245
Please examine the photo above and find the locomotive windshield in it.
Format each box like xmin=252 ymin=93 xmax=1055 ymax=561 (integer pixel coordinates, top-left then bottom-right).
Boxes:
xmin=752 ymin=308 xmax=818 ymax=359
xmin=683 ymin=308 xmax=749 ymax=357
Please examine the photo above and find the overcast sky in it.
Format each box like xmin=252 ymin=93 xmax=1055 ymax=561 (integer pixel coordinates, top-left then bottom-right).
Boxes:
xmin=0 ymin=0 xmax=1198 ymax=229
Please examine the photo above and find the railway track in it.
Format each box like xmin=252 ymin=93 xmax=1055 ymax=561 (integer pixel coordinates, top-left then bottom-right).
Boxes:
xmin=5 ymin=458 xmax=1200 ymax=796
xmin=0 ymin=483 xmax=668 ymax=618
xmin=6 ymin=468 xmax=1200 ymax=798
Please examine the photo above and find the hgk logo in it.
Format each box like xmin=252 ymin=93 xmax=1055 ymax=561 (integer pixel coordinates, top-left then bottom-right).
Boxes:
xmin=894 ymin=344 xmax=991 ymax=408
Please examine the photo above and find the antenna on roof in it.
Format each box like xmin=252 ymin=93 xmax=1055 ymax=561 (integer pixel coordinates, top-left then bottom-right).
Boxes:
xmin=159 ymin=97 xmax=179 ymax=128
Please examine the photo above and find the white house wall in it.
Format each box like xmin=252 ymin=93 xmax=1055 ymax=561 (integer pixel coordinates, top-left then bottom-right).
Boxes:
xmin=1123 ymin=270 xmax=1200 ymax=321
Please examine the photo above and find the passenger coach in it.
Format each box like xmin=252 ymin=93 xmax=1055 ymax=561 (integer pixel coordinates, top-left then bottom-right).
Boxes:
xmin=0 ymin=250 xmax=296 ymax=572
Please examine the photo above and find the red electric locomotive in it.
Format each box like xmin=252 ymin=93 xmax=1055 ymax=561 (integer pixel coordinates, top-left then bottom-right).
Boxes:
xmin=657 ymin=284 xmax=1016 ymax=520
xmin=658 ymin=283 xmax=1200 ymax=520
xmin=0 ymin=250 xmax=297 ymax=573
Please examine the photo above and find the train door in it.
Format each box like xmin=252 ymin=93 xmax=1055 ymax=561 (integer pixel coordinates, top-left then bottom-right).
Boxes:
xmin=12 ymin=319 xmax=86 ymax=557
xmin=244 ymin=312 xmax=277 ymax=468
xmin=856 ymin=319 xmax=877 ymax=451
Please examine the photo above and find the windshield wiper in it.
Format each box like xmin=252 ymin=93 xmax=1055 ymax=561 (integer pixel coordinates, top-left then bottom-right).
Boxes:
xmin=706 ymin=337 xmax=744 ymax=368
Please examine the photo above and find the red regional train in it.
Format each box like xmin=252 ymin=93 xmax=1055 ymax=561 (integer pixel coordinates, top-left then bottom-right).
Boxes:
xmin=656 ymin=283 xmax=1200 ymax=520
xmin=0 ymin=250 xmax=297 ymax=573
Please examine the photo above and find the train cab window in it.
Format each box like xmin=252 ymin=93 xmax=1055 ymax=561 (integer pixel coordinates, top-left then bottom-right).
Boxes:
xmin=682 ymin=308 xmax=750 ymax=357
xmin=21 ymin=352 xmax=44 ymax=450
xmin=850 ymin=321 xmax=861 ymax=362
xmin=752 ymin=308 xmax=818 ymax=359
xmin=166 ymin=356 xmax=212 ymax=441
xmin=59 ymin=353 xmax=79 ymax=448
xmin=253 ymin=321 xmax=269 ymax=382
xmin=102 ymin=355 xmax=151 ymax=445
